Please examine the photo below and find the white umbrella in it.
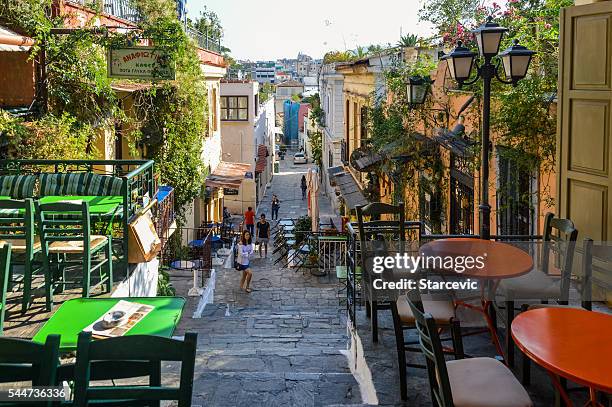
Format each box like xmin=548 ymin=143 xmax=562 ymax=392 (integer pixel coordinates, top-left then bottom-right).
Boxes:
xmin=307 ymin=168 xmax=320 ymax=232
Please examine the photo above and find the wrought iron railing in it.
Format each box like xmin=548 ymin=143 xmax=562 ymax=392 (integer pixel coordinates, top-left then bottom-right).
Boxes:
xmin=68 ymin=0 xmax=141 ymax=23
xmin=185 ymin=25 xmax=222 ymax=54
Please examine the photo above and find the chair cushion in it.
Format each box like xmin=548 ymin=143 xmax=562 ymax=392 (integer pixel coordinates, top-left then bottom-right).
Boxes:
xmin=48 ymin=235 xmax=108 ymax=254
xmin=40 ymin=173 xmax=90 ymax=196
xmin=498 ymin=269 xmax=561 ymax=300
xmin=396 ymin=296 xmax=455 ymax=325
xmin=0 ymin=237 xmax=41 ymax=253
xmin=85 ymin=174 xmax=124 ymax=196
xmin=447 ymin=357 xmax=533 ymax=407
xmin=0 ymin=175 xmax=37 ymax=198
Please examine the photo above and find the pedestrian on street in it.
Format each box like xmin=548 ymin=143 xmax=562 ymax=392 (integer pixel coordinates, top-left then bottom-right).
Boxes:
xmin=237 ymin=230 xmax=255 ymax=293
xmin=301 ymin=175 xmax=307 ymax=200
xmin=256 ymin=213 xmax=270 ymax=258
xmin=271 ymin=194 xmax=280 ymax=220
xmin=244 ymin=206 xmax=255 ymax=235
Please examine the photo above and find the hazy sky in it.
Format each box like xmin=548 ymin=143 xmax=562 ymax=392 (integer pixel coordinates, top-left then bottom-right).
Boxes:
xmin=188 ymin=0 xmax=433 ymax=61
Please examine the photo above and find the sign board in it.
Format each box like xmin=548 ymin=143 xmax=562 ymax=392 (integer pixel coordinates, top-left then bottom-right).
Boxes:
xmin=108 ymin=46 xmax=175 ymax=80
xmin=224 ymin=188 xmax=239 ymax=195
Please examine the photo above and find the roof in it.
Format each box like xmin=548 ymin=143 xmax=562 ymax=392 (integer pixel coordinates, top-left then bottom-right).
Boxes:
xmin=277 ymin=80 xmax=304 ymax=88
xmin=255 ymin=145 xmax=269 ymax=174
xmin=206 ymin=161 xmax=252 ymax=189
xmin=0 ymin=25 xmax=34 ymax=51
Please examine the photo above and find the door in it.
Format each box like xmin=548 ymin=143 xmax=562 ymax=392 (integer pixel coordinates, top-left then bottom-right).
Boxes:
xmin=559 ymin=3 xmax=612 ymax=291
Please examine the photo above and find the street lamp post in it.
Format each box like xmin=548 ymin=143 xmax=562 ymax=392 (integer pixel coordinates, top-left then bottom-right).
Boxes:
xmin=441 ymin=17 xmax=535 ymax=239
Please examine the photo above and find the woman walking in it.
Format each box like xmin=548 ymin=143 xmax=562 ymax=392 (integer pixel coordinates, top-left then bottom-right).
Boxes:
xmin=271 ymin=194 xmax=280 ymax=220
xmin=301 ymin=175 xmax=307 ymax=200
xmin=237 ymin=230 xmax=255 ymax=293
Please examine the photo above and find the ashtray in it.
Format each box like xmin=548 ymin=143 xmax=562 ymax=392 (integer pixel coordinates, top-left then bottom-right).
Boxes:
xmin=100 ymin=310 xmax=127 ymax=329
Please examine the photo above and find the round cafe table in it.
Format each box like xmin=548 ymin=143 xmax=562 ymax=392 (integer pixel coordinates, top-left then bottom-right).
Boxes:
xmin=420 ymin=238 xmax=534 ymax=361
xmin=512 ymin=307 xmax=612 ymax=406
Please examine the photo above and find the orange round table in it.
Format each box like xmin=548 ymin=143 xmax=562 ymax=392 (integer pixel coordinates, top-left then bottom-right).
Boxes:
xmin=420 ymin=238 xmax=534 ymax=360
xmin=420 ymin=238 xmax=534 ymax=279
xmin=512 ymin=308 xmax=612 ymax=406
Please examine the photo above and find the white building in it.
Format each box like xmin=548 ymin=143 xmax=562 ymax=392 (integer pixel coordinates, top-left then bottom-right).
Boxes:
xmin=253 ymin=65 xmax=276 ymax=84
xmin=318 ymin=63 xmax=345 ymax=211
xmin=219 ymin=80 xmax=275 ymax=214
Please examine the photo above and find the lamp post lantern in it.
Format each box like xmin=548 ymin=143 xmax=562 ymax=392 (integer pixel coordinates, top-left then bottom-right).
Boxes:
xmin=406 ymin=76 xmax=432 ymax=105
xmin=441 ymin=17 xmax=535 ymax=239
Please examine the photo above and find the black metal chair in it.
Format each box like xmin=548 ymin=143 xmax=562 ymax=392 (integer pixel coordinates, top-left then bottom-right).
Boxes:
xmin=497 ymin=212 xmax=578 ymax=368
xmin=406 ymin=290 xmax=533 ymax=407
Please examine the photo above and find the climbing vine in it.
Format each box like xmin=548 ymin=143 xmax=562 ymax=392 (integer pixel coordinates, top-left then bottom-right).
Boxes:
xmin=0 ymin=0 xmax=213 ymax=219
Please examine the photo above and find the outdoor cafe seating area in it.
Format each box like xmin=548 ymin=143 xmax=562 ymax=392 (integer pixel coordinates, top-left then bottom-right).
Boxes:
xmin=0 ymin=159 xmax=201 ymax=405
xmin=343 ymin=201 xmax=612 ymax=406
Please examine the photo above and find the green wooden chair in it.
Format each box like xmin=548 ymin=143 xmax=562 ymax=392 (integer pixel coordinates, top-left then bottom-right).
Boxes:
xmin=0 ymin=334 xmax=61 ymax=407
xmin=0 ymin=198 xmax=45 ymax=313
xmin=36 ymin=201 xmax=113 ymax=310
xmin=0 ymin=244 xmax=10 ymax=334
xmin=406 ymin=290 xmax=533 ymax=407
xmin=73 ymin=331 xmax=198 ymax=407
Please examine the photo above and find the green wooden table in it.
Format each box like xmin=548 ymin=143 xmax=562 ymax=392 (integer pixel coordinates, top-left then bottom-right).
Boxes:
xmin=32 ymin=297 xmax=186 ymax=352
xmin=0 ymin=195 xmax=123 ymax=219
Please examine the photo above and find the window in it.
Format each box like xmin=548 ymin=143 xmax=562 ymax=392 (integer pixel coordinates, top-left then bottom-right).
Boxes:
xmin=212 ymin=88 xmax=218 ymax=132
xmin=221 ymin=96 xmax=248 ymax=121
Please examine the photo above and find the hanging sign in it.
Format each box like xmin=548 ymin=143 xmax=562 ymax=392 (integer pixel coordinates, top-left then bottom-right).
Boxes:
xmin=108 ymin=46 xmax=175 ymax=80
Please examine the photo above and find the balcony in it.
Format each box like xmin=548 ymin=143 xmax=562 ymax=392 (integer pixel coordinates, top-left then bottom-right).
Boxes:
xmin=68 ymin=0 xmax=140 ymax=23
xmin=185 ymin=25 xmax=222 ymax=54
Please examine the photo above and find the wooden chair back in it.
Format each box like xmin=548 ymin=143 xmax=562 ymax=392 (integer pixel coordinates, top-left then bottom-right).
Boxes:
xmin=0 ymin=244 xmax=10 ymax=333
xmin=0 ymin=198 xmax=36 ymax=252
xmin=73 ymin=331 xmax=197 ymax=407
xmin=36 ymin=201 xmax=91 ymax=255
xmin=582 ymin=238 xmax=612 ymax=310
xmin=405 ymin=290 xmax=454 ymax=407
xmin=541 ymin=212 xmax=578 ymax=301
xmin=0 ymin=334 xmax=60 ymax=388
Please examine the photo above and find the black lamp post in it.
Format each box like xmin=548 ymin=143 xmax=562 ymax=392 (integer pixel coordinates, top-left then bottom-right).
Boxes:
xmin=442 ymin=17 xmax=535 ymax=239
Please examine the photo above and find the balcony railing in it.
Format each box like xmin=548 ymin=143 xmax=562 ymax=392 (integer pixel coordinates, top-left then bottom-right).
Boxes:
xmin=185 ymin=25 xmax=222 ymax=54
xmin=69 ymin=0 xmax=141 ymax=23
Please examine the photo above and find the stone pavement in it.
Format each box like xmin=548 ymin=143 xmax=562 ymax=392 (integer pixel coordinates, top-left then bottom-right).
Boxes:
xmin=172 ymin=156 xmax=361 ymax=406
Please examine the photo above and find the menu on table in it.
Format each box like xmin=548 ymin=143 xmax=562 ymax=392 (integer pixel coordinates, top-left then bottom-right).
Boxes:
xmin=84 ymin=300 xmax=154 ymax=339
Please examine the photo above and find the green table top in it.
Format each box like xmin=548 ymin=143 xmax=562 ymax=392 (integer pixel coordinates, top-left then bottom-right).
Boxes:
xmin=317 ymin=235 xmax=348 ymax=241
xmin=32 ymin=297 xmax=186 ymax=352
xmin=39 ymin=195 xmax=123 ymax=215
xmin=0 ymin=195 xmax=123 ymax=214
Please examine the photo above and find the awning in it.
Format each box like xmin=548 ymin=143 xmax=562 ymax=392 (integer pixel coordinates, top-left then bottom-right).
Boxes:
xmin=0 ymin=26 xmax=34 ymax=52
xmin=110 ymin=82 xmax=155 ymax=93
xmin=331 ymin=170 xmax=368 ymax=210
xmin=255 ymin=144 xmax=268 ymax=174
xmin=434 ymin=127 xmax=475 ymax=157
xmin=205 ymin=161 xmax=252 ymax=189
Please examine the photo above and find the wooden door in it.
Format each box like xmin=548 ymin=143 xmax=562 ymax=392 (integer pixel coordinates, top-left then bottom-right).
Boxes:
xmin=558 ymin=3 xmax=612 ymax=292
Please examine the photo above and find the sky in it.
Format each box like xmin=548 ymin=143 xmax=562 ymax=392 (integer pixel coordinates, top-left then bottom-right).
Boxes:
xmin=187 ymin=0 xmax=434 ymax=61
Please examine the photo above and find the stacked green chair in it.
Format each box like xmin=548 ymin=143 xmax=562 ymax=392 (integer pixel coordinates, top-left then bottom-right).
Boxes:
xmin=36 ymin=201 xmax=113 ymax=310
xmin=73 ymin=331 xmax=197 ymax=407
xmin=0 ymin=198 xmax=45 ymax=313
xmin=0 ymin=244 xmax=10 ymax=334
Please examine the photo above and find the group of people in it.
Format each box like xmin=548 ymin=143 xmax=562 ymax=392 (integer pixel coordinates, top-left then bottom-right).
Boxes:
xmin=232 ymin=174 xmax=309 ymax=293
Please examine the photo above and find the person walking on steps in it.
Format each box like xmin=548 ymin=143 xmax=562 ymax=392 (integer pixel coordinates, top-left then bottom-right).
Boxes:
xmin=256 ymin=214 xmax=271 ymax=258
xmin=244 ymin=206 xmax=255 ymax=235
xmin=271 ymin=194 xmax=280 ymax=220
xmin=301 ymin=175 xmax=307 ymax=200
xmin=237 ymin=230 xmax=255 ymax=293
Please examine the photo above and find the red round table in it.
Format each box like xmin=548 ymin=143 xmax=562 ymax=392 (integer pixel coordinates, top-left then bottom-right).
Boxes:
xmin=420 ymin=238 xmax=534 ymax=360
xmin=512 ymin=307 xmax=612 ymax=406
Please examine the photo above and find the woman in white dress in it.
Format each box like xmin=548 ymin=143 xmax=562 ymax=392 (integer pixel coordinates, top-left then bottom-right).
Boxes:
xmin=237 ymin=230 xmax=255 ymax=293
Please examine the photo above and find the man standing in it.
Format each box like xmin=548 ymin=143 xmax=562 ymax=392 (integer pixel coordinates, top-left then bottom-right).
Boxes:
xmin=271 ymin=194 xmax=280 ymax=220
xmin=244 ymin=206 xmax=255 ymax=236
xmin=255 ymin=214 xmax=271 ymax=258
xmin=301 ymin=175 xmax=307 ymax=200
